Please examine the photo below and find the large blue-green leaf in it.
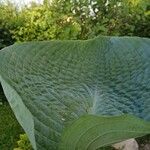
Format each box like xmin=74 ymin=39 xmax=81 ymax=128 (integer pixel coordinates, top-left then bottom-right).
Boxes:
xmin=0 ymin=36 xmax=150 ymax=150
xmin=60 ymin=115 xmax=150 ymax=150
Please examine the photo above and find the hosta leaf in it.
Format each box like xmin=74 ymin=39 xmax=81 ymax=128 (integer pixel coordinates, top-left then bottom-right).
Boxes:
xmin=60 ymin=115 xmax=150 ymax=150
xmin=0 ymin=36 xmax=150 ymax=150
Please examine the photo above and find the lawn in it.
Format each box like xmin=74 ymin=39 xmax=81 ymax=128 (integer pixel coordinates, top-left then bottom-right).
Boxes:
xmin=0 ymin=88 xmax=23 ymax=150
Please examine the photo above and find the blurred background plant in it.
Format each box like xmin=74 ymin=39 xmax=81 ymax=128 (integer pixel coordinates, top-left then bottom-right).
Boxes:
xmin=0 ymin=0 xmax=149 ymax=46
xmin=13 ymin=134 xmax=33 ymax=150
xmin=0 ymin=0 xmax=149 ymax=149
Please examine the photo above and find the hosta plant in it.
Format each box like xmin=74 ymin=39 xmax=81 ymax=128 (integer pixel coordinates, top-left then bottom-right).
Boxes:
xmin=0 ymin=36 xmax=150 ymax=150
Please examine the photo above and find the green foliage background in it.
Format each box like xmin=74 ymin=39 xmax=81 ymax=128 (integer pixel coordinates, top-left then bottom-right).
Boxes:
xmin=0 ymin=0 xmax=150 ymax=47
xmin=0 ymin=0 xmax=150 ymax=149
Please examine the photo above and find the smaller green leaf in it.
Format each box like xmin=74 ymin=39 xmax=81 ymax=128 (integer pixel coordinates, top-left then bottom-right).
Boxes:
xmin=60 ymin=115 xmax=150 ymax=150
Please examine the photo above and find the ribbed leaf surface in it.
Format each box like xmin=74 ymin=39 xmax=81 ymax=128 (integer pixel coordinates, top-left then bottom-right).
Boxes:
xmin=60 ymin=115 xmax=150 ymax=150
xmin=0 ymin=36 xmax=150 ymax=150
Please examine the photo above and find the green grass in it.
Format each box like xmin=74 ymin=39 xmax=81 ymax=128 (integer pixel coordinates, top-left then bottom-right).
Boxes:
xmin=0 ymin=104 xmax=23 ymax=150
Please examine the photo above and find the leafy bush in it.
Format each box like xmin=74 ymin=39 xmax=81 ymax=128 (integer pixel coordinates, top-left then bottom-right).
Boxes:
xmin=13 ymin=0 xmax=150 ymax=41
xmin=0 ymin=1 xmax=17 ymax=49
xmin=0 ymin=36 xmax=150 ymax=150
xmin=0 ymin=28 xmax=14 ymax=50
xmin=0 ymin=0 xmax=149 ymax=44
